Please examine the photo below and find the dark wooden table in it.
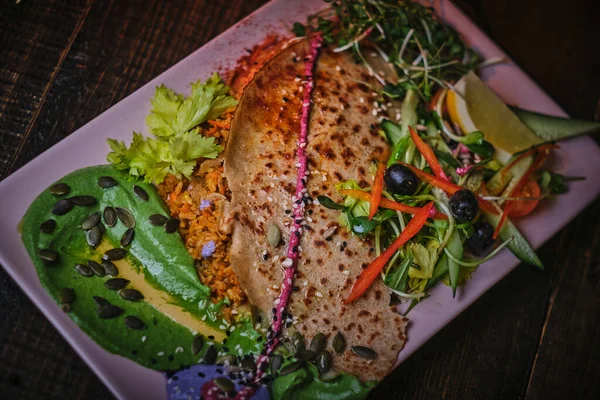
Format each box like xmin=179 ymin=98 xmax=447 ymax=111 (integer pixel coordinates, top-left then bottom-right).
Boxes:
xmin=1 ymin=1 xmax=599 ymax=399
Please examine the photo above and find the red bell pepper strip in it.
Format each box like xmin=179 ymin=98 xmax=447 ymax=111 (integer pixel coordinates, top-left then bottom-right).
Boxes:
xmin=502 ymin=143 xmax=559 ymax=175
xmin=368 ymin=155 xmax=388 ymax=220
xmin=344 ymin=202 xmax=434 ymax=304
xmin=493 ymin=148 xmax=551 ymax=238
xmin=397 ymin=162 xmax=499 ymax=215
xmin=339 ymin=189 xmax=448 ymax=220
xmin=409 ymin=126 xmax=450 ymax=182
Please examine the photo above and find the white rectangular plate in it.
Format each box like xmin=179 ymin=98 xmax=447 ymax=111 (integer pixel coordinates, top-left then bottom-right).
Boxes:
xmin=1 ymin=1 xmax=599 ymax=399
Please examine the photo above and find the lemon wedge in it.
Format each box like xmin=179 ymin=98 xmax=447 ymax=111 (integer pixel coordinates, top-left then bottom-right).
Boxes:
xmin=446 ymin=71 xmax=543 ymax=163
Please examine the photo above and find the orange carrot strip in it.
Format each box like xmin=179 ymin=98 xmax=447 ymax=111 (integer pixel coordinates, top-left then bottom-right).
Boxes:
xmin=502 ymin=143 xmax=559 ymax=175
xmin=344 ymin=202 xmax=434 ymax=304
xmin=398 ymin=162 xmax=499 ymax=215
xmin=368 ymin=156 xmax=388 ymax=220
xmin=409 ymin=125 xmax=450 ymax=181
xmin=339 ymin=189 xmax=448 ymax=220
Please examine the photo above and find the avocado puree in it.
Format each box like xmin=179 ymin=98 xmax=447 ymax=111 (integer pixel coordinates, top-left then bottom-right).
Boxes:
xmin=21 ymin=165 xmax=263 ymax=371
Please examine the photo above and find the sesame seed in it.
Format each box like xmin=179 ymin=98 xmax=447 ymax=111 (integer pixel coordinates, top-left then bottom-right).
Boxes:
xmin=157 ymin=351 xmax=164 ymax=356
xmin=142 ymin=336 xmax=147 ymax=343
xmin=315 ymin=292 xmax=323 ymax=298
xmin=267 ymin=196 xmax=273 ymax=202
xmin=360 ymin=97 xmax=365 ymax=103
xmin=372 ymin=109 xmax=378 ymax=116
xmin=343 ymin=270 xmax=350 ymax=275
xmin=282 ymin=258 xmax=293 ymax=268
xmin=175 ymin=347 xmax=184 ymax=353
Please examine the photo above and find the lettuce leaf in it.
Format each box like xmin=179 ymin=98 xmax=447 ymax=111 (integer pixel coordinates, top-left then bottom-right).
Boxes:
xmin=107 ymin=73 xmax=233 ymax=183
xmin=146 ymin=73 xmax=237 ymax=138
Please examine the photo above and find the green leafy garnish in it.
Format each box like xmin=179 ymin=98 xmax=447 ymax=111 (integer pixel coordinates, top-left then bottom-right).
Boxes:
xmin=107 ymin=73 xmax=235 ymax=183
xmin=317 ymin=195 xmax=346 ymax=210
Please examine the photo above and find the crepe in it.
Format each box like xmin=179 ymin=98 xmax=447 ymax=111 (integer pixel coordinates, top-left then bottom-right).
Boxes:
xmin=224 ymin=38 xmax=407 ymax=381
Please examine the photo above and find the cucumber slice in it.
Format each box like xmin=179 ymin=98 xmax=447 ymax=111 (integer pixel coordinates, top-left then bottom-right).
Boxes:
xmin=381 ymin=119 xmax=404 ymax=146
xmin=511 ymin=107 xmax=600 ymax=141
xmin=483 ymin=211 xmax=543 ymax=269
xmin=486 ymin=155 xmax=534 ymax=196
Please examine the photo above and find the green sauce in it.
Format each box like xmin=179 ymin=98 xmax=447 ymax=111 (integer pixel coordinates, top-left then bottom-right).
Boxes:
xmin=21 ymin=165 xmax=262 ymax=370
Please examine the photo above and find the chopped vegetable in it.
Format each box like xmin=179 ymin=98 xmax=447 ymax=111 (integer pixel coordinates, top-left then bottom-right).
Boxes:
xmin=344 ymin=202 xmax=434 ymax=304
xmin=368 ymin=155 xmax=388 ymax=220
xmin=107 ymin=74 xmax=235 ymax=183
xmin=508 ymin=179 xmax=540 ymax=218
xmin=409 ymin=126 xmax=450 ymax=181
xmin=340 ymin=189 xmax=447 ymax=220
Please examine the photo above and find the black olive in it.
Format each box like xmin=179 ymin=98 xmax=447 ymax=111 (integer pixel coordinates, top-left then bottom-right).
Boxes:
xmin=449 ymin=189 xmax=478 ymax=222
xmin=384 ymin=164 xmax=419 ymax=195
xmin=466 ymin=221 xmax=495 ymax=256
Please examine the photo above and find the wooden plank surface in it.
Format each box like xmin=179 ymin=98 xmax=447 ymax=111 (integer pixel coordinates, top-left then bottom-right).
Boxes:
xmin=0 ymin=0 xmax=598 ymax=399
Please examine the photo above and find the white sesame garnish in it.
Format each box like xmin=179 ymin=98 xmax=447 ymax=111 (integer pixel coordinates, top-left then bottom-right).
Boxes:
xmin=231 ymin=309 xmax=238 ymax=315
xmin=157 ymin=351 xmax=164 ymax=356
xmin=315 ymin=291 xmax=323 ymax=298
xmin=341 ymin=104 xmax=345 ymax=110
xmin=142 ymin=336 xmax=147 ymax=343
xmin=274 ymin=298 xmax=281 ymax=305
xmin=372 ymin=109 xmax=378 ymax=116
xmin=282 ymin=258 xmax=294 ymax=268
xmin=219 ymin=325 xmax=226 ymax=330
xmin=335 ymin=65 xmax=341 ymax=71
xmin=175 ymin=347 xmax=184 ymax=353
xmin=267 ymin=196 xmax=273 ymax=202
xmin=360 ymin=97 xmax=365 ymax=103
xmin=295 ymin=77 xmax=301 ymax=82
xmin=303 ymin=280 xmax=309 ymax=286
xmin=343 ymin=270 xmax=350 ymax=275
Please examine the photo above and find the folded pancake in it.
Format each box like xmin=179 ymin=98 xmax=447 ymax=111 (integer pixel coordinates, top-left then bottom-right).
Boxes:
xmin=224 ymin=39 xmax=407 ymax=381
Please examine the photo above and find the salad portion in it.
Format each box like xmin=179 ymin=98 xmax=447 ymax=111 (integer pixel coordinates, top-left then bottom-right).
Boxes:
xmin=297 ymin=0 xmax=592 ymax=307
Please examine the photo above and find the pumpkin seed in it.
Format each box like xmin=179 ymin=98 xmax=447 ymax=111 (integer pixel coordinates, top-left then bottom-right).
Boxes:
xmin=49 ymin=183 xmax=70 ymax=196
xmin=86 ymin=226 xmax=103 ymax=248
xmin=213 ymin=377 xmax=234 ymax=393
xmin=81 ymin=212 xmax=100 ymax=230
xmin=204 ymin=345 xmax=217 ymax=364
xmin=75 ymin=263 xmax=93 ymax=277
xmin=92 ymin=296 xmax=110 ymax=307
xmin=97 ymin=222 xmax=106 ymax=234
xmin=119 ymin=288 xmax=144 ymax=301
xmin=58 ymin=288 xmax=75 ymax=304
xmin=280 ymin=360 xmax=305 ymax=376
xmin=103 ymin=248 xmax=127 ymax=261
xmin=240 ymin=357 xmax=256 ymax=371
xmin=316 ymin=350 xmax=332 ymax=374
xmin=101 ymin=260 xmax=119 ymax=276
xmin=40 ymin=219 xmax=57 ymax=234
xmin=97 ymin=304 xmax=123 ymax=319
xmin=39 ymin=249 xmax=58 ymax=262
xmin=332 ymin=332 xmax=346 ymax=354
xmin=105 ymin=278 xmax=130 ymax=290
xmin=192 ymin=335 xmax=204 ymax=355
xmin=51 ymin=199 xmax=74 ymax=215
xmin=292 ymin=331 xmax=305 ymax=353
xmin=120 ymin=228 xmax=134 ymax=247
xmin=351 ymin=345 xmax=377 ymax=360
xmin=270 ymin=354 xmax=283 ymax=375
xmin=69 ymin=195 xmax=97 ymax=206
xmin=116 ymin=207 xmax=135 ymax=228
xmin=88 ymin=260 xmax=105 ymax=277
xmin=104 ymin=207 xmax=117 ymax=227
xmin=267 ymin=224 xmax=281 ymax=247
xmin=216 ymin=354 xmax=238 ymax=366
xmin=295 ymin=349 xmax=316 ymax=361
xmin=98 ymin=176 xmax=117 ymax=188
xmin=133 ymin=185 xmax=149 ymax=202
xmin=164 ymin=218 xmax=180 ymax=233
xmin=124 ymin=316 xmax=146 ymax=330
xmin=149 ymin=214 xmax=168 ymax=226
xmin=310 ymin=332 xmax=327 ymax=353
